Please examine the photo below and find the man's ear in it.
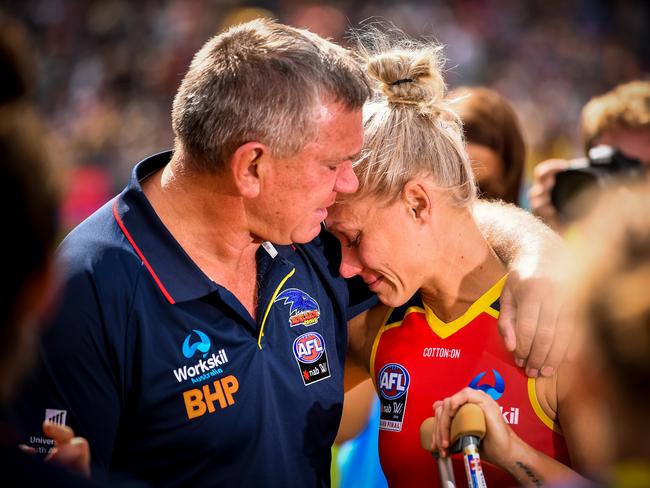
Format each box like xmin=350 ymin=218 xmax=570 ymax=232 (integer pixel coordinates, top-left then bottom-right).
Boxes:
xmin=402 ymin=180 xmax=432 ymax=222
xmin=230 ymin=142 xmax=268 ymax=198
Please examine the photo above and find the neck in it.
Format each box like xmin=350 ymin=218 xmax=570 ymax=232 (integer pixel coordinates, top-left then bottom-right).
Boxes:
xmin=420 ymin=207 xmax=507 ymax=322
xmin=142 ymin=152 xmax=260 ymax=314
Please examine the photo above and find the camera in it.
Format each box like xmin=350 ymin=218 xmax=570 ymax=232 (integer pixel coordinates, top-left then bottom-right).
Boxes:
xmin=550 ymin=145 xmax=645 ymax=222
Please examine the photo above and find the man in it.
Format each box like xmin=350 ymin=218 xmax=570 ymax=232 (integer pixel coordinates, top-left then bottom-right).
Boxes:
xmin=529 ymin=80 xmax=650 ymax=232
xmin=16 ymin=19 xmax=567 ymax=486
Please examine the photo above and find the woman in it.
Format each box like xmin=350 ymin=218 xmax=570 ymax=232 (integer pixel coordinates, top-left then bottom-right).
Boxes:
xmin=326 ymin=39 xmax=587 ymax=487
xmin=450 ymin=86 xmax=526 ymax=205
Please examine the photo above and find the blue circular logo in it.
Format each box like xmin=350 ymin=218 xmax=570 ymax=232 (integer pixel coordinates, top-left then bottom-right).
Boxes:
xmin=378 ymin=363 xmax=410 ymax=400
xmin=293 ymin=332 xmax=325 ymax=363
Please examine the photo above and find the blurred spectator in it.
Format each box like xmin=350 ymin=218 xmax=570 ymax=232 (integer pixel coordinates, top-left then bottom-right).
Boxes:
xmin=565 ymin=184 xmax=650 ymax=486
xmin=3 ymin=0 xmax=649 ymax=228
xmin=451 ymin=86 xmax=526 ymax=205
xmin=0 ymin=13 xmax=95 ymax=486
xmin=529 ymin=80 xmax=650 ymax=232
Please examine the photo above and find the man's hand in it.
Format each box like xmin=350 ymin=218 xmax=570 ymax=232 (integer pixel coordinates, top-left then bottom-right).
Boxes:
xmin=528 ymin=159 xmax=569 ymax=233
xmin=42 ymin=421 xmax=91 ymax=477
xmin=500 ymin=267 xmax=574 ymax=378
xmin=474 ymin=200 xmax=574 ymax=378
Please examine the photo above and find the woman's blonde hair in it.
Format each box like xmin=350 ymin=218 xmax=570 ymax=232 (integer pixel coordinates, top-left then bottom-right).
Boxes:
xmin=351 ymin=33 xmax=476 ymax=206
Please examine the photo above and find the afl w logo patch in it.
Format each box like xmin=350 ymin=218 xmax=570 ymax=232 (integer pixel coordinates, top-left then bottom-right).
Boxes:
xmin=293 ymin=332 xmax=331 ymax=386
xmin=275 ymin=288 xmax=321 ymax=327
xmin=378 ymin=363 xmax=410 ymax=432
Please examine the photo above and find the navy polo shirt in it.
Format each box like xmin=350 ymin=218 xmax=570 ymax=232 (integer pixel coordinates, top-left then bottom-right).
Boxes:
xmin=14 ymin=152 xmax=376 ymax=487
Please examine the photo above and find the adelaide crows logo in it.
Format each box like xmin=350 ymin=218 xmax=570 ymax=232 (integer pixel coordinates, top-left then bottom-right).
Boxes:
xmin=468 ymin=369 xmax=505 ymax=400
xmin=274 ymin=288 xmax=321 ymax=327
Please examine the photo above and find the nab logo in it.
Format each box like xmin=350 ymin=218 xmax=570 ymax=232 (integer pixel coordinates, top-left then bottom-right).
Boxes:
xmin=182 ymin=329 xmax=211 ymax=359
xmin=275 ymin=288 xmax=321 ymax=327
xmin=469 ymin=369 xmax=505 ymax=400
xmin=293 ymin=332 xmax=325 ymax=363
xmin=378 ymin=363 xmax=410 ymax=400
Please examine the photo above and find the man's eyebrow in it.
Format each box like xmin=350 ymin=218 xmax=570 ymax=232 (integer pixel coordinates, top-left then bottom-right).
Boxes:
xmin=324 ymin=151 xmax=362 ymax=165
xmin=346 ymin=151 xmax=362 ymax=162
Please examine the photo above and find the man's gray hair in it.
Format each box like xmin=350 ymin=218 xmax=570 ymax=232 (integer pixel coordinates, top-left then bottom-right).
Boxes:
xmin=172 ymin=18 xmax=372 ymax=171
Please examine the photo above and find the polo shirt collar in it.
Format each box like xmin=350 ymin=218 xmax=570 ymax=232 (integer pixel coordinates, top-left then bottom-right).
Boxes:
xmin=113 ymin=151 xmax=219 ymax=304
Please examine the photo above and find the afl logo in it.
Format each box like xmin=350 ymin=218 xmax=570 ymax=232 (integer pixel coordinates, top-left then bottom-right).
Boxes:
xmin=293 ymin=332 xmax=325 ymax=363
xmin=378 ymin=363 xmax=410 ymax=400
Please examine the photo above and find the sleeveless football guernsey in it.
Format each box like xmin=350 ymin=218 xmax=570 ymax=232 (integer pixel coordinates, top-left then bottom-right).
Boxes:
xmin=372 ymin=276 xmax=571 ymax=487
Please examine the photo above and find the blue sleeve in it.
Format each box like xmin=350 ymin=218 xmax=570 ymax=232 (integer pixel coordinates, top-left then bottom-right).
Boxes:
xmin=345 ymin=276 xmax=378 ymax=320
xmin=13 ymin=246 xmax=131 ymax=482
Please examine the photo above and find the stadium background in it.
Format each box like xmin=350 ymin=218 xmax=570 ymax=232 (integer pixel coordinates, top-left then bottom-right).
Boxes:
xmin=3 ymin=0 xmax=649 ymax=229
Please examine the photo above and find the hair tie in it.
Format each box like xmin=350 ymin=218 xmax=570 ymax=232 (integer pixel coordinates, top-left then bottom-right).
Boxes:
xmin=391 ymin=78 xmax=414 ymax=86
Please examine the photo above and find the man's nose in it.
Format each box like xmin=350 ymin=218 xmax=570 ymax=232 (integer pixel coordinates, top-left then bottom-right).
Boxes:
xmin=334 ymin=161 xmax=359 ymax=194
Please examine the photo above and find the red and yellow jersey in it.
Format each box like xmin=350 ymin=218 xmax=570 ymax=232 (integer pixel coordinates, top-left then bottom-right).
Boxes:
xmin=371 ymin=276 xmax=571 ymax=488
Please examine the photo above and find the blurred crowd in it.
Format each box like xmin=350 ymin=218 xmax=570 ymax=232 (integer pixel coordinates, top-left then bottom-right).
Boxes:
xmin=4 ymin=0 xmax=649 ymax=228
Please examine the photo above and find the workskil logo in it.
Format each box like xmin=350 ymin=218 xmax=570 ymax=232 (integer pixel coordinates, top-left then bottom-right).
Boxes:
xmin=378 ymin=363 xmax=410 ymax=432
xmin=275 ymin=288 xmax=321 ymax=327
xmin=173 ymin=329 xmax=229 ymax=385
xmin=183 ymin=329 xmax=211 ymax=358
xmin=468 ymin=369 xmax=505 ymax=400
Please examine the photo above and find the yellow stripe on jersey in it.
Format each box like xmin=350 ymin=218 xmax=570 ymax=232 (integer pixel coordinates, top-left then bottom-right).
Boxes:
xmin=424 ymin=274 xmax=508 ymax=339
xmin=257 ymin=268 xmax=295 ymax=349
xmin=527 ymin=377 xmax=563 ymax=434
xmin=369 ymin=306 xmax=402 ymax=388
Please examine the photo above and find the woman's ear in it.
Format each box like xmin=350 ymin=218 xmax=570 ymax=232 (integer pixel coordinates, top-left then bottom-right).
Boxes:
xmin=402 ymin=181 xmax=432 ymax=222
xmin=229 ymin=142 xmax=268 ymax=199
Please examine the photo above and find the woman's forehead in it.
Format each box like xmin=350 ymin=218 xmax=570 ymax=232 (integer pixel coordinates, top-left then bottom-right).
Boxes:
xmin=328 ymin=197 xmax=381 ymax=228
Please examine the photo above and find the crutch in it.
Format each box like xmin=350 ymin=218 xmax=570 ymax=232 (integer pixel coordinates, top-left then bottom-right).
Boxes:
xmin=419 ymin=403 xmax=487 ymax=488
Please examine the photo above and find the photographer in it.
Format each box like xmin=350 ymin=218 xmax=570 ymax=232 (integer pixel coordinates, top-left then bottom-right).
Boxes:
xmin=529 ymin=81 xmax=650 ymax=232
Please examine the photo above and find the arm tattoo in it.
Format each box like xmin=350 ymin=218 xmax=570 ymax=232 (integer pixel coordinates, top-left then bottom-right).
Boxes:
xmin=515 ymin=461 xmax=542 ymax=487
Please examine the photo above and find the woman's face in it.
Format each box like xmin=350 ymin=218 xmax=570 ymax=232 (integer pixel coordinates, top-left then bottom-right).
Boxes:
xmin=326 ymin=196 xmax=427 ymax=307
xmin=467 ymin=142 xmax=506 ymax=200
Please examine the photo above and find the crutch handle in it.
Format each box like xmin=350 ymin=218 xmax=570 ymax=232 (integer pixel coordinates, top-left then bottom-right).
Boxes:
xmin=450 ymin=403 xmax=486 ymax=445
xmin=420 ymin=404 xmax=488 ymax=488
xmin=419 ymin=403 xmax=487 ymax=452
xmin=419 ymin=416 xmax=437 ymax=452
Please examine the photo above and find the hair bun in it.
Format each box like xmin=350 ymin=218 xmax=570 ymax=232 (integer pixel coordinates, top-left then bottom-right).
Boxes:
xmin=366 ymin=47 xmax=446 ymax=106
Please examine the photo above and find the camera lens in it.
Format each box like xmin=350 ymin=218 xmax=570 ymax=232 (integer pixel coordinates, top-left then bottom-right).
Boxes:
xmin=551 ymin=169 xmax=600 ymax=222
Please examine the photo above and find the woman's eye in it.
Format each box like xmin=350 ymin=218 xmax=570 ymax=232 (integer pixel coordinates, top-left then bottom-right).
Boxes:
xmin=347 ymin=233 xmax=361 ymax=248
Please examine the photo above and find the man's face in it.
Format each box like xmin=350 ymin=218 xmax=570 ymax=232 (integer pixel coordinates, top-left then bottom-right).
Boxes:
xmin=597 ymin=128 xmax=650 ymax=166
xmin=251 ymin=102 xmax=363 ymax=244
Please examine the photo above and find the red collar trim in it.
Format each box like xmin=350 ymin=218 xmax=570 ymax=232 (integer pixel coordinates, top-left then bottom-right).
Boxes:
xmin=112 ymin=200 xmax=175 ymax=304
